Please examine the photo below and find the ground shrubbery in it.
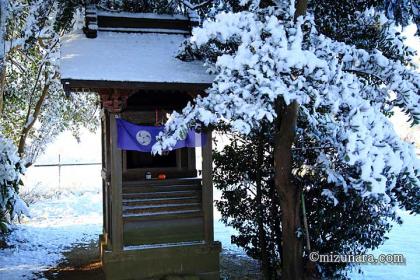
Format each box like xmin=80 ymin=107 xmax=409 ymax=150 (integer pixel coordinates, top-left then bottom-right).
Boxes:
xmin=0 ymin=134 xmax=28 ymax=233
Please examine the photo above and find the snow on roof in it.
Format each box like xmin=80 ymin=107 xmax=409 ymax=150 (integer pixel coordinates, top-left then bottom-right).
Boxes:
xmin=60 ymin=31 xmax=214 ymax=86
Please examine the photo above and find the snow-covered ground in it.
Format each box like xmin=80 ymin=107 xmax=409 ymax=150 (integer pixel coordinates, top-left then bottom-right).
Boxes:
xmin=0 ymin=128 xmax=419 ymax=279
xmin=0 ymin=130 xmax=103 ymax=279
xmin=350 ymin=211 xmax=420 ymax=280
xmin=0 ymin=190 xmax=102 ymax=279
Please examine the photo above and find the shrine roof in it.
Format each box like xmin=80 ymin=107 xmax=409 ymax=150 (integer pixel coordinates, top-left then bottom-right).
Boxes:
xmin=60 ymin=7 xmax=213 ymax=92
xmin=60 ymin=31 xmax=213 ymax=91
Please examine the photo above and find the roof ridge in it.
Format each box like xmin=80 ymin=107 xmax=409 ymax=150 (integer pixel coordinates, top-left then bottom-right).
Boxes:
xmin=83 ymin=4 xmax=200 ymax=39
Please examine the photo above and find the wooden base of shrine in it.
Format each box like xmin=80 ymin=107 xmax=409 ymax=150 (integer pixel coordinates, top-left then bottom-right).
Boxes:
xmin=99 ymin=235 xmax=221 ymax=280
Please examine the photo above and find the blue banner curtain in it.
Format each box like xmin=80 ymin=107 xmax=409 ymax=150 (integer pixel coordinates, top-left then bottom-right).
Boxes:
xmin=116 ymin=118 xmax=205 ymax=152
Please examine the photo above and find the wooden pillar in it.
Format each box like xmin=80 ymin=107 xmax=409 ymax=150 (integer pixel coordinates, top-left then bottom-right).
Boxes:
xmin=101 ymin=109 xmax=112 ymax=248
xmin=109 ymin=113 xmax=123 ymax=252
xmin=100 ymin=109 xmax=107 ymax=235
xmin=202 ymin=131 xmax=214 ymax=244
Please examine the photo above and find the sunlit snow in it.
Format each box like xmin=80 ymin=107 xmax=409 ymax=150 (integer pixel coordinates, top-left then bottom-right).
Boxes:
xmin=0 ymin=191 xmax=102 ymax=279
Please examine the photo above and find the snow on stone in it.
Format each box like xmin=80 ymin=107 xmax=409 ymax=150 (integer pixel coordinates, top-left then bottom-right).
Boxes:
xmin=60 ymin=31 xmax=214 ymax=85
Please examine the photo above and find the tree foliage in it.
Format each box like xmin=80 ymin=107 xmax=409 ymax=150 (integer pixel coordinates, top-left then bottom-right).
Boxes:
xmin=383 ymin=0 xmax=420 ymax=35
xmin=0 ymin=134 xmax=27 ymax=233
xmin=214 ymin=124 xmax=402 ymax=278
xmin=0 ymin=0 xmax=98 ymax=164
xmin=97 ymin=0 xmax=181 ymax=13
xmin=214 ymin=127 xmax=281 ymax=279
xmin=153 ymin=0 xmax=420 ymax=278
xmin=154 ymin=3 xmax=420 ymax=196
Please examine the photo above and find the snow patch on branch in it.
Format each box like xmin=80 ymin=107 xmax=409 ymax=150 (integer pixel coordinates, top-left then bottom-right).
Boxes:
xmin=0 ymin=134 xmax=28 ymax=232
xmin=153 ymin=7 xmax=420 ymax=200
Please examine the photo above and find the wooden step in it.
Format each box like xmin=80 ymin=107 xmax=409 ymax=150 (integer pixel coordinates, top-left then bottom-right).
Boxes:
xmin=123 ymin=178 xmax=201 ymax=188
xmin=123 ymin=209 xmax=203 ymax=223
xmin=123 ymin=196 xmax=200 ymax=206
xmin=122 ymin=190 xmax=201 ymax=200
xmin=123 ymin=203 xmax=201 ymax=215
xmin=122 ymin=183 xmax=201 ymax=194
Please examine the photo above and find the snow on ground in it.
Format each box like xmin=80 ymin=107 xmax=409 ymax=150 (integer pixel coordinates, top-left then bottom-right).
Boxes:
xmin=350 ymin=211 xmax=420 ymax=280
xmin=0 ymin=129 xmax=103 ymax=280
xmin=0 ymin=190 xmax=102 ymax=279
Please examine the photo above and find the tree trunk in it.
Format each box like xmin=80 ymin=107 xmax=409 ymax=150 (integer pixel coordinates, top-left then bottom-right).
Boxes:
xmin=272 ymin=1 xmax=308 ymax=279
xmin=256 ymin=133 xmax=272 ymax=280
xmin=274 ymin=100 xmax=302 ymax=280
xmin=0 ymin=0 xmax=7 ymax=117
xmin=18 ymin=82 xmax=49 ymax=160
xmin=0 ymin=68 xmax=5 ymax=116
xmin=270 ymin=186 xmax=283 ymax=278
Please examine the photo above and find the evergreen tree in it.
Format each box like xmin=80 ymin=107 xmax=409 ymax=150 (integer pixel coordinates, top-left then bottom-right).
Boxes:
xmin=214 ymin=121 xmax=403 ymax=279
xmin=96 ymin=0 xmax=180 ymax=13
xmin=153 ymin=0 xmax=420 ymax=279
xmin=383 ymin=0 xmax=420 ymax=35
xmin=214 ymin=126 xmax=281 ymax=279
xmin=0 ymin=134 xmax=28 ymax=233
xmin=1 ymin=0 xmax=98 ymax=164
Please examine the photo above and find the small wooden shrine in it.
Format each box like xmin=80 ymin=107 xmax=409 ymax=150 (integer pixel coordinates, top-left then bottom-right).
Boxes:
xmin=60 ymin=4 xmax=220 ymax=280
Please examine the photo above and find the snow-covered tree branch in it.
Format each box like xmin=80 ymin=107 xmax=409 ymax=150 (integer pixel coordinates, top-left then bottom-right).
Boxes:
xmin=153 ymin=3 xmax=419 ymax=277
xmin=0 ymin=135 xmax=28 ymax=233
xmin=0 ymin=0 xmax=98 ymax=165
xmin=154 ymin=7 xmax=419 ymax=196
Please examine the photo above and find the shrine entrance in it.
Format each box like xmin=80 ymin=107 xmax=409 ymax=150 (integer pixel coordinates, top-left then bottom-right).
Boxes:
xmin=60 ymin=4 xmax=220 ymax=279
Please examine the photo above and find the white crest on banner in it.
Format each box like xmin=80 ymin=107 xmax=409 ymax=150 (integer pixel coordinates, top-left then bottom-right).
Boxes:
xmin=136 ymin=130 xmax=152 ymax=146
